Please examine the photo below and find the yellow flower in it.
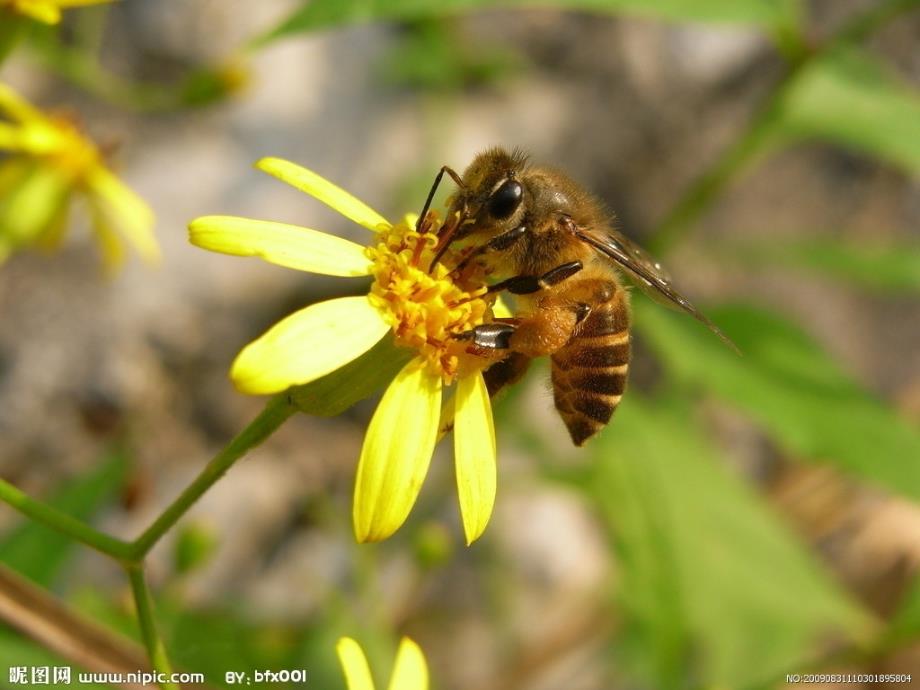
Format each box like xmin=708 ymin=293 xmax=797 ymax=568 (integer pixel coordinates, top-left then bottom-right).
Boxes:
xmin=189 ymin=157 xmax=501 ymax=544
xmin=0 ymin=83 xmax=158 ymax=268
xmin=1 ymin=0 xmax=114 ymax=25
xmin=337 ymin=637 xmax=428 ymax=690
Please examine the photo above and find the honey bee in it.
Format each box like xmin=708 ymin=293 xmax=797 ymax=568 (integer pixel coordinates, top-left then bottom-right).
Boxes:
xmin=420 ymin=147 xmax=735 ymax=446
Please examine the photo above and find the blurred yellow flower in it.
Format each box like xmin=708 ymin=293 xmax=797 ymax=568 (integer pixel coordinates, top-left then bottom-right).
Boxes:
xmin=189 ymin=157 xmax=501 ymax=544
xmin=337 ymin=637 xmax=427 ymax=690
xmin=0 ymin=0 xmax=113 ymax=25
xmin=0 ymin=83 xmax=158 ymax=268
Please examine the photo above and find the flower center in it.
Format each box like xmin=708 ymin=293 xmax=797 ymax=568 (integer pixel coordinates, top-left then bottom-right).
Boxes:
xmin=50 ymin=121 xmax=101 ymax=181
xmin=366 ymin=216 xmax=494 ymax=384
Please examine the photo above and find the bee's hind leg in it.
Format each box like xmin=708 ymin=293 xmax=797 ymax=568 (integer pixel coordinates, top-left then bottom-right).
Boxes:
xmin=456 ymin=322 xmax=518 ymax=351
xmin=456 ymin=261 xmax=585 ymax=357
xmin=483 ymin=352 xmax=531 ymax=398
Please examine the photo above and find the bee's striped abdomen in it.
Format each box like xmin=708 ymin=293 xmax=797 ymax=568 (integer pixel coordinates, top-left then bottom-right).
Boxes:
xmin=551 ymin=291 xmax=630 ymax=446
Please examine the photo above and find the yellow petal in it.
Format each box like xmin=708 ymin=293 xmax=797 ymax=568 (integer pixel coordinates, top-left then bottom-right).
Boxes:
xmin=12 ymin=2 xmax=61 ymax=23
xmin=36 ymin=189 xmax=72 ymax=250
xmin=0 ymin=83 xmax=46 ymax=123
xmin=55 ymin=0 xmax=115 ymax=7
xmin=0 ymin=163 xmax=68 ymax=245
xmin=436 ymin=392 xmax=456 ymax=441
xmin=256 ymin=157 xmax=389 ymax=232
xmin=386 ymin=638 xmax=428 ymax=690
xmin=454 ymin=371 xmax=497 ymax=545
xmin=11 ymin=0 xmax=112 ymax=23
xmin=493 ymin=295 xmax=513 ymax=319
xmin=336 ymin=638 xmax=375 ymax=690
xmin=0 ymin=123 xmax=24 ymax=150
xmin=87 ymin=194 xmax=126 ymax=271
xmin=354 ymin=360 xmax=441 ymax=542
xmin=85 ymin=165 xmax=159 ymax=264
xmin=189 ymin=215 xmax=371 ymax=277
xmin=231 ymin=296 xmax=389 ymax=395
xmin=9 ymin=121 xmax=67 ymax=155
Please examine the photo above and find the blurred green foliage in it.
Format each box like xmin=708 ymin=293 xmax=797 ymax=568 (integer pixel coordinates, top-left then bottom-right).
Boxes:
xmin=727 ymin=237 xmax=920 ymax=294
xmin=637 ymin=301 xmax=920 ymax=500
xmin=589 ymin=395 xmax=872 ymax=689
xmin=0 ymin=453 xmax=127 ymax=588
xmin=257 ymin=0 xmax=802 ymax=46
xmin=890 ymin=577 xmax=920 ymax=645
xmin=0 ymin=454 xmax=126 ymax=686
xmin=0 ymin=633 xmax=108 ymax=690
xmin=172 ymin=522 xmax=219 ymax=576
xmin=1 ymin=0 xmax=919 ymax=688
xmin=776 ymin=47 xmax=920 ymax=174
xmin=380 ymin=18 xmax=519 ymax=91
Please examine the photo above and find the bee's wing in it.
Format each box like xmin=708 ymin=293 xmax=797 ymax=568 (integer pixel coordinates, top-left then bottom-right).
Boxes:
xmin=573 ymin=224 xmax=739 ymax=354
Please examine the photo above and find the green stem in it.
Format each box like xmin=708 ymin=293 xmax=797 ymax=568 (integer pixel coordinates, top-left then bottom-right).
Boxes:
xmin=129 ymin=395 xmax=296 ymax=559
xmin=0 ymin=478 xmax=133 ymax=561
xmin=126 ymin=564 xmax=178 ymax=690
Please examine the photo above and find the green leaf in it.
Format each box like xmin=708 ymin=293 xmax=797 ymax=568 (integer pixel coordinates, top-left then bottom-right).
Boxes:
xmin=289 ymin=334 xmax=412 ymax=417
xmin=777 ymin=47 xmax=920 ymax=174
xmin=173 ymin=521 xmax=219 ymax=575
xmin=727 ymin=237 xmax=920 ymax=294
xmin=889 ymin=575 xmax=920 ymax=644
xmin=592 ymin=395 xmax=872 ymax=689
xmin=256 ymin=0 xmax=800 ymax=46
xmin=380 ymin=17 xmax=519 ymax=91
xmin=636 ymin=301 xmax=920 ymax=501
xmin=164 ymin=604 xmax=346 ymax=689
xmin=0 ymin=452 xmax=128 ymax=587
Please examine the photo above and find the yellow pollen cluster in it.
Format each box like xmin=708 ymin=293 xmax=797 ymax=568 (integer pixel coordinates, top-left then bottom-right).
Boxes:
xmin=367 ymin=219 xmax=493 ymax=383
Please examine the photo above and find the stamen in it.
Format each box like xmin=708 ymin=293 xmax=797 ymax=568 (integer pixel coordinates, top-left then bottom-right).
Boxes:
xmin=409 ymin=233 xmax=427 ymax=268
xmin=366 ymin=217 xmax=494 ymax=384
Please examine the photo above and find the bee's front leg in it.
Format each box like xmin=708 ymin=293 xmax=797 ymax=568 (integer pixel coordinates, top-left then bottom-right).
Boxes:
xmin=487 ymin=261 xmax=583 ymax=295
xmin=416 ymin=165 xmax=464 ymax=234
xmin=452 ymin=224 xmax=528 ymax=276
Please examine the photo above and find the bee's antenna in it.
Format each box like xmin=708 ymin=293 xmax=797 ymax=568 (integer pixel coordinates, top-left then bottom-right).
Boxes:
xmin=415 ymin=165 xmax=464 ymax=234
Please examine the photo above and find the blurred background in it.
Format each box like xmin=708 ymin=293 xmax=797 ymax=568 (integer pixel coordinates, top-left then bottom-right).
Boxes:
xmin=1 ymin=0 xmax=919 ymax=688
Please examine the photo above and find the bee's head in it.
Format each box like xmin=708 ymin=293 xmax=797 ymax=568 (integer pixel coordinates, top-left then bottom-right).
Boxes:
xmin=445 ymin=147 xmax=529 ymax=243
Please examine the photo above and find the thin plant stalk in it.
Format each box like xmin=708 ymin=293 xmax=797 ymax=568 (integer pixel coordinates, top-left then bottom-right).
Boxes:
xmin=128 ymin=394 xmax=296 ymax=558
xmin=126 ymin=564 xmax=178 ymax=690
xmin=0 ymin=478 xmax=133 ymax=561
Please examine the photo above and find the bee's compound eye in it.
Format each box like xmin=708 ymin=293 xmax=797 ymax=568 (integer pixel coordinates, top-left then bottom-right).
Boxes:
xmin=487 ymin=180 xmax=523 ymax=220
